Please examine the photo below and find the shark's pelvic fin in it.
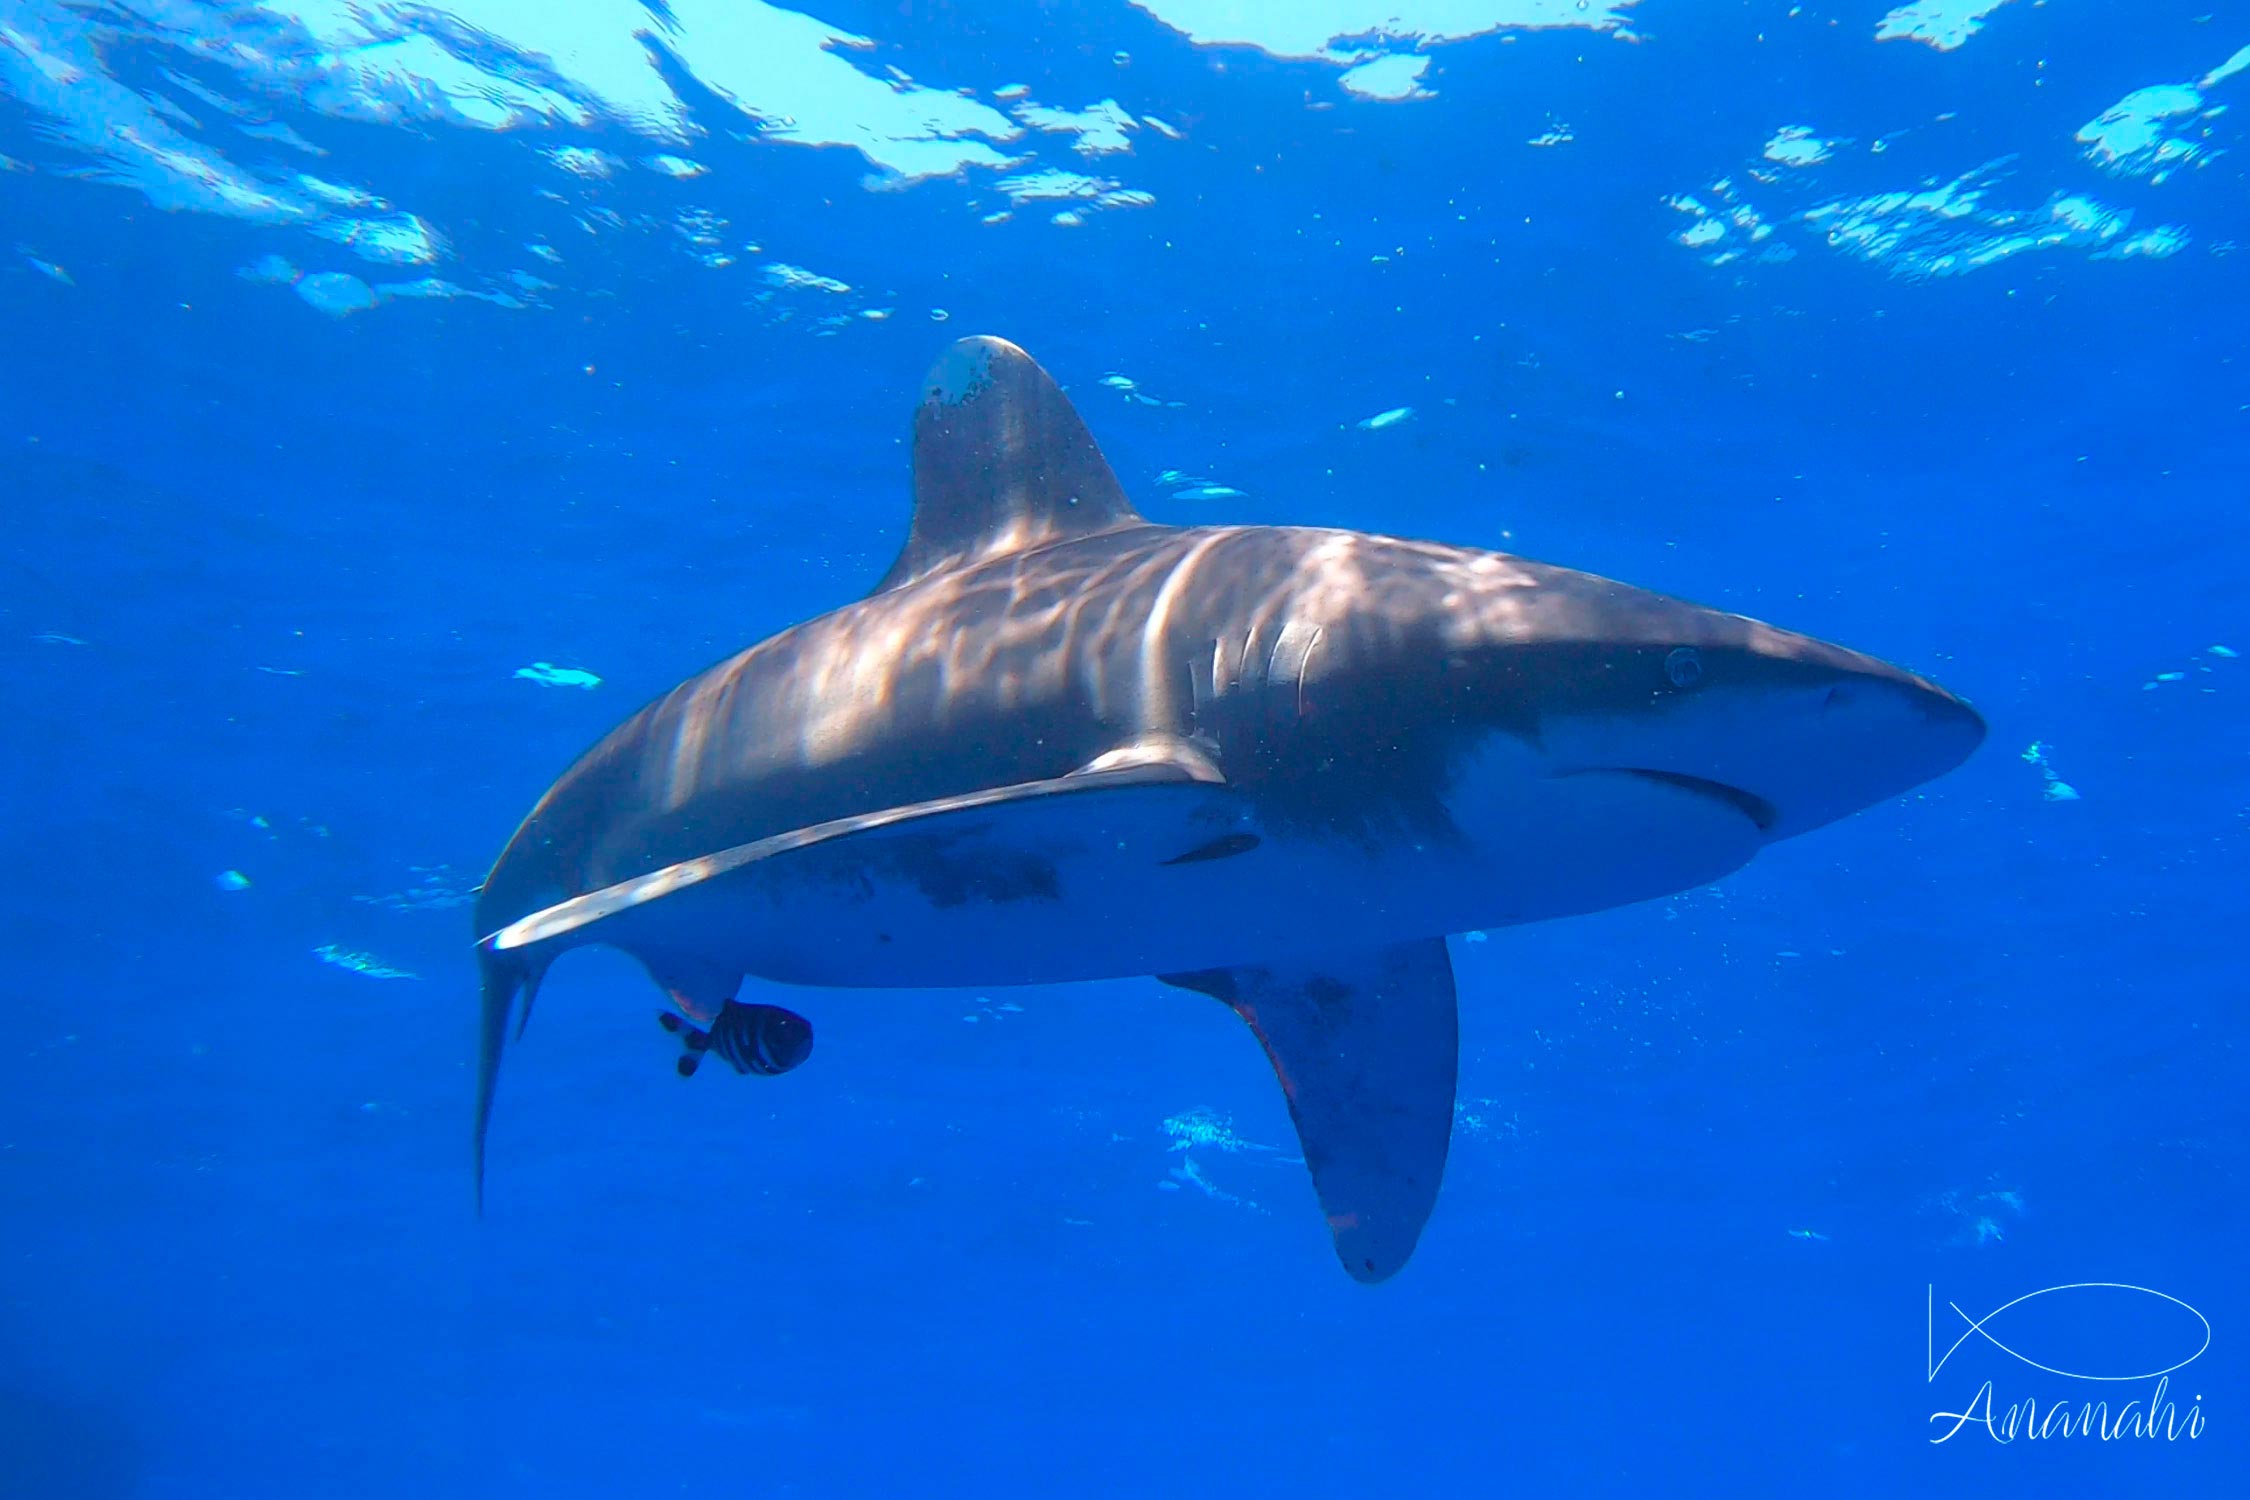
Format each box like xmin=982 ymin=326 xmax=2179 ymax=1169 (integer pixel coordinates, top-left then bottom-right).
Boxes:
xmin=876 ymin=335 xmax=1146 ymax=593
xmin=642 ymin=953 xmax=740 ymax=1024
xmin=1164 ymin=938 xmax=1458 ymax=1283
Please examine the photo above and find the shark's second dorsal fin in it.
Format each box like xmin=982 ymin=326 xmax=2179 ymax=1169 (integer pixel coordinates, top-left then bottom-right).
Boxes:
xmin=876 ymin=336 xmax=1144 ymax=593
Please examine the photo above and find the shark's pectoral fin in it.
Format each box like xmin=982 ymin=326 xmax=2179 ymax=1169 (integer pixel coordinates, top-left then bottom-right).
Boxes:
xmin=482 ymin=754 xmax=1244 ymax=974
xmin=1163 ymin=938 xmax=1458 ymax=1284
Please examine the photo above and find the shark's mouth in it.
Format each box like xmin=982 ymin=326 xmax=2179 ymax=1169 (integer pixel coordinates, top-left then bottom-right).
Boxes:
xmin=1612 ymin=769 xmax=1778 ymax=833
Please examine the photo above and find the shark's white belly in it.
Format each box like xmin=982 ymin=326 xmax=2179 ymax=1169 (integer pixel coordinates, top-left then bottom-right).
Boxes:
xmin=598 ymin=735 xmax=1765 ymax=990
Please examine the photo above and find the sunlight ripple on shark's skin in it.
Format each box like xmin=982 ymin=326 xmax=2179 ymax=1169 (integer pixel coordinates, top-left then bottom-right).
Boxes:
xmin=472 ymin=335 xmax=1984 ymax=1282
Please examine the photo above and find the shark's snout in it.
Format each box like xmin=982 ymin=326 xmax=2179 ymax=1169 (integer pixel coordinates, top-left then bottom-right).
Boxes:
xmin=1770 ymin=666 xmax=1982 ymax=836
xmin=1644 ymin=641 xmax=1985 ymax=842
xmin=1833 ymin=673 xmax=1988 ymax=786
xmin=1523 ymin=614 xmax=1984 ymax=847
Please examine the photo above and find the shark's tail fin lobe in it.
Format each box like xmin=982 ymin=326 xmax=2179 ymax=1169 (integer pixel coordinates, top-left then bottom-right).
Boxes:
xmin=1163 ymin=938 xmax=1459 ymax=1283
xmin=513 ymin=964 xmax=547 ymax=1043
xmin=474 ymin=949 xmax=525 ymax=1216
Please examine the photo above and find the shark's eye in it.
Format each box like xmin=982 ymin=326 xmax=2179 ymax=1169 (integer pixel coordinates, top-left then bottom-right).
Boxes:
xmin=1664 ymin=647 xmax=1704 ymax=688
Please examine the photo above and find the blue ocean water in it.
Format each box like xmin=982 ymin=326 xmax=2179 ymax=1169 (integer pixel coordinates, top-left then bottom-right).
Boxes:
xmin=2 ymin=1 xmax=2243 ymax=1494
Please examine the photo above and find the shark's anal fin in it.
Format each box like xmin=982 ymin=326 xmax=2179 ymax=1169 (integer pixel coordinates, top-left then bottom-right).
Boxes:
xmin=878 ymin=336 xmax=1146 ymax=593
xmin=1163 ymin=939 xmax=1458 ymax=1283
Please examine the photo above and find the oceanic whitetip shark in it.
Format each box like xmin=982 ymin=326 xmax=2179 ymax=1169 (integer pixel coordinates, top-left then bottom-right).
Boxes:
xmin=474 ymin=336 xmax=1983 ymax=1282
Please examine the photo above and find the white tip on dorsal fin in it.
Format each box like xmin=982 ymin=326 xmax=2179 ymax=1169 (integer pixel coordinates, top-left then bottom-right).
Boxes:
xmin=875 ymin=336 xmax=1145 ymax=593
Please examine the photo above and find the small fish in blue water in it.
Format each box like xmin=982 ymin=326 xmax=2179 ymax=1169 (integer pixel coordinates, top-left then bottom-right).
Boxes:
xmin=659 ymin=1001 xmax=813 ymax=1078
xmin=17 ymin=246 xmax=72 ymax=285
xmin=514 ymin=661 xmax=602 ymax=689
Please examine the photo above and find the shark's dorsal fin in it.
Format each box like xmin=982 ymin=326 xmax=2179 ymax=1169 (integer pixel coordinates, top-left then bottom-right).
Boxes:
xmin=876 ymin=336 xmax=1145 ymax=592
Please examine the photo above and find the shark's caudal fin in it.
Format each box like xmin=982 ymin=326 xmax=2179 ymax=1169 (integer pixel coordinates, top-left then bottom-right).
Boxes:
xmin=875 ymin=335 xmax=1147 ymax=593
xmin=1165 ymin=939 xmax=1459 ymax=1283
xmin=474 ymin=950 xmax=542 ymax=1211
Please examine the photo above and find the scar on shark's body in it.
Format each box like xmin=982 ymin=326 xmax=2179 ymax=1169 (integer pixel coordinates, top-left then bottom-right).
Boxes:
xmin=473 ymin=336 xmax=1984 ymax=1283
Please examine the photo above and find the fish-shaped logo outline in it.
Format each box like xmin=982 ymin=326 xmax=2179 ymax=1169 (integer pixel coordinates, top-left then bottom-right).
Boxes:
xmin=1928 ymin=1283 xmax=2211 ymax=1384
